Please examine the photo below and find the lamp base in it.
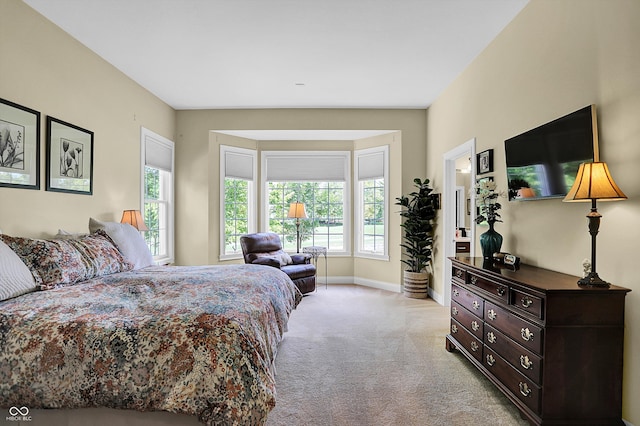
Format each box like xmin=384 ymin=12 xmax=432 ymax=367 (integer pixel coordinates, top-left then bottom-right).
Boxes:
xmin=577 ymin=272 xmax=610 ymax=288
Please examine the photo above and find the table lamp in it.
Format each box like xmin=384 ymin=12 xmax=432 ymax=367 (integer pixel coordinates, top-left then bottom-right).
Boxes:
xmin=287 ymin=202 xmax=307 ymax=253
xmin=121 ymin=210 xmax=149 ymax=232
xmin=563 ymin=162 xmax=626 ymax=287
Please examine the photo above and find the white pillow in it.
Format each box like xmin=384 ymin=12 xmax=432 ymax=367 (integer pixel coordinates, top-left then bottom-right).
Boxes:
xmin=0 ymin=239 xmax=37 ymax=301
xmin=89 ymin=218 xmax=154 ymax=270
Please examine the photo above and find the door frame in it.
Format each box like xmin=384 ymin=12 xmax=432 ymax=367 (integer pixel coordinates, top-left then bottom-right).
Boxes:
xmin=442 ymin=138 xmax=476 ymax=306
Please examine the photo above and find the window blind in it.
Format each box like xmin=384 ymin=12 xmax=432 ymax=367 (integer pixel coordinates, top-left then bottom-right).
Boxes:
xmin=224 ymin=149 xmax=254 ymax=180
xmin=144 ymin=136 xmax=173 ymax=172
xmin=357 ymin=150 xmax=385 ymax=180
xmin=265 ymin=152 xmax=348 ymax=181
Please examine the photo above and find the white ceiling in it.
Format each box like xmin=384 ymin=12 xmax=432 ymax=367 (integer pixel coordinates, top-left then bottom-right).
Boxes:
xmin=23 ymin=0 xmax=527 ymax=110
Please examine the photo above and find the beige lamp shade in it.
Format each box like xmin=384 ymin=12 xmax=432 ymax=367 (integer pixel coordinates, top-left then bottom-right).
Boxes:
xmin=563 ymin=162 xmax=627 ymax=202
xmin=287 ymin=202 xmax=307 ymax=219
xmin=120 ymin=210 xmax=149 ymax=231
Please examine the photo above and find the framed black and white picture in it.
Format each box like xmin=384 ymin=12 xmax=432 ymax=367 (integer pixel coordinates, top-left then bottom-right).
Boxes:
xmin=476 ymin=149 xmax=494 ymax=175
xmin=0 ymin=98 xmax=41 ymax=190
xmin=46 ymin=116 xmax=94 ymax=195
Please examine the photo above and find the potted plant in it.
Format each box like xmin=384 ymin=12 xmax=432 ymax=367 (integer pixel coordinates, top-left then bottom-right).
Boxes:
xmin=395 ymin=178 xmax=437 ymax=298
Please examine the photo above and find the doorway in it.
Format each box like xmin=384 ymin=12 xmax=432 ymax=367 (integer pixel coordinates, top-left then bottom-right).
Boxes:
xmin=442 ymin=139 xmax=476 ymax=306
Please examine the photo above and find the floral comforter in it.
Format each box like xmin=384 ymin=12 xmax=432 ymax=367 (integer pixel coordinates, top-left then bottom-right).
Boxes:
xmin=0 ymin=264 xmax=302 ymax=425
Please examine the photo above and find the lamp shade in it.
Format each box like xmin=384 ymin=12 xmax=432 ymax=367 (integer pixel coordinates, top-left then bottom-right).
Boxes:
xmin=287 ymin=202 xmax=307 ymax=219
xmin=120 ymin=210 xmax=149 ymax=231
xmin=563 ymin=162 xmax=627 ymax=202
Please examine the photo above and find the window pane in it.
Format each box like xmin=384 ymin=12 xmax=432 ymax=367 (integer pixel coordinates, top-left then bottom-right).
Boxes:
xmin=223 ymin=178 xmax=249 ymax=255
xmin=267 ymin=181 xmax=345 ymax=252
xmin=145 ymin=166 xmax=160 ymax=200
xmin=360 ymin=178 xmax=385 ymax=255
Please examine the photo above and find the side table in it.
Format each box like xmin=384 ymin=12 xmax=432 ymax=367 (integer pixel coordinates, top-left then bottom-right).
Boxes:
xmin=303 ymin=246 xmax=327 ymax=289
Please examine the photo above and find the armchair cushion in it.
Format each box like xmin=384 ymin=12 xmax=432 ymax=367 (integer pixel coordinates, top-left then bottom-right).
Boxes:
xmin=253 ymin=251 xmax=292 ymax=267
xmin=281 ymin=264 xmax=316 ymax=281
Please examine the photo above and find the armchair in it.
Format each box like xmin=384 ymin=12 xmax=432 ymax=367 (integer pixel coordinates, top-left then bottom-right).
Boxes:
xmin=240 ymin=232 xmax=316 ymax=294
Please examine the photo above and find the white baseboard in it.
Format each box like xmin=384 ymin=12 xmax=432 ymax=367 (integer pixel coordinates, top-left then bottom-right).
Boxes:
xmin=325 ymin=276 xmax=447 ymax=302
xmin=326 ymin=276 xmax=401 ymax=293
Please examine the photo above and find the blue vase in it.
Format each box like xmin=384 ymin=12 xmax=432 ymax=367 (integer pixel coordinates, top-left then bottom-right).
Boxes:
xmin=480 ymin=221 xmax=503 ymax=259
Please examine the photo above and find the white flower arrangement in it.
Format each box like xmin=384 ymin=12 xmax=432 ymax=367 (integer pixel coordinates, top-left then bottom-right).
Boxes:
xmin=475 ymin=180 xmax=505 ymax=224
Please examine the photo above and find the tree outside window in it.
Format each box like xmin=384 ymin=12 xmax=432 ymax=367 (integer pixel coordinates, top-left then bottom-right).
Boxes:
xmin=267 ymin=181 xmax=344 ymax=252
xmin=224 ymin=178 xmax=249 ymax=255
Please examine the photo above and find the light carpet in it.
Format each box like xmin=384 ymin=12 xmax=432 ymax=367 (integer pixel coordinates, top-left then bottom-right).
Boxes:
xmin=266 ymin=284 xmax=529 ymax=426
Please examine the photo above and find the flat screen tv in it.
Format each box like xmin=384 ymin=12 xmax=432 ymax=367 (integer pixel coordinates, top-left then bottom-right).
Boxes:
xmin=504 ymin=105 xmax=599 ymax=201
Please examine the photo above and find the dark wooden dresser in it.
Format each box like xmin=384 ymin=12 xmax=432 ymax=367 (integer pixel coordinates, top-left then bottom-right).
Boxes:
xmin=445 ymin=256 xmax=630 ymax=426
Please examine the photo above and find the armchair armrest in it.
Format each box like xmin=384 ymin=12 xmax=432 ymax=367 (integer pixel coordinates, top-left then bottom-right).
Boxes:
xmin=251 ymin=257 xmax=282 ymax=269
xmin=290 ymin=253 xmax=312 ymax=264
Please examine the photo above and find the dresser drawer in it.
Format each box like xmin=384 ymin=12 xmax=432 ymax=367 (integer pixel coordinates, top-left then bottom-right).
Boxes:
xmin=451 ymin=283 xmax=484 ymax=319
xmin=468 ymin=272 xmax=509 ymax=303
xmin=451 ymin=301 xmax=483 ymax=340
xmin=511 ymin=288 xmax=544 ymax=320
xmin=484 ymin=346 xmax=541 ymax=414
xmin=450 ymin=318 xmax=483 ymax=362
xmin=456 ymin=241 xmax=470 ymax=253
xmin=484 ymin=324 xmax=542 ymax=384
xmin=452 ymin=265 xmax=467 ymax=283
xmin=485 ymin=302 xmax=543 ymax=355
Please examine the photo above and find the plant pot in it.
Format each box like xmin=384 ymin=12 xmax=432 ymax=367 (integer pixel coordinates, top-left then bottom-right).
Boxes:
xmin=403 ymin=271 xmax=429 ymax=299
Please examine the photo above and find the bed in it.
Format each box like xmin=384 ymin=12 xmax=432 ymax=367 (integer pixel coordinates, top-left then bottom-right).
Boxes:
xmin=0 ymin=220 xmax=301 ymax=425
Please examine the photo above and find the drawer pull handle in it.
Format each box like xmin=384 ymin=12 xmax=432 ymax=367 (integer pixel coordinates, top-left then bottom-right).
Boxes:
xmin=486 ymin=354 xmax=495 ymax=366
xmin=488 ymin=309 xmax=497 ymax=320
xmin=451 ymin=324 xmax=458 ymax=334
xmin=470 ymin=341 xmax=479 ymax=352
xmin=470 ymin=276 xmax=478 ymax=285
xmin=452 ymin=307 xmax=458 ymax=316
xmin=497 ymin=286 xmax=506 ymax=296
xmin=472 ymin=301 xmax=480 ymax=310
xmin=487 ymin=331 xmax=496 ymax=344
xmin=521 ymin=297 xmax=533 ymax=308
xmin=471 ymin=321 xmax=480 ymax=331
xmin=455 ymin=269 xmax=463 ymax=278
xmin=519 ymin=382 xmax=532 ymax=397
xmin=520 ymin=355 xmax=533 ymax=370
xmin=521 ymin=328 xmax=534 ymax=342
xmin=453 ymin=289 xmax=460 ymax=297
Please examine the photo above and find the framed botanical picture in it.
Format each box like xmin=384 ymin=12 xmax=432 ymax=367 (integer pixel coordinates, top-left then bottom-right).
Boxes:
xmin=0 ymin=98 xmax=41 ymax=190
xmin=46 ymin=116 xmax=94 ymax=195
xmin=476 ymin=149 xmax=494 ymax=175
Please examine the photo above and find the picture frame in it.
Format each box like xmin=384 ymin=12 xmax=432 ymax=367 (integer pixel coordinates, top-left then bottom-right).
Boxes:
xmin=46 ymin=116 xmax=94 ymax=195
xmin=0 ymin=98 xmax=41 ymax=190
xmin=476 ymin=149 xmax=494 ymax=175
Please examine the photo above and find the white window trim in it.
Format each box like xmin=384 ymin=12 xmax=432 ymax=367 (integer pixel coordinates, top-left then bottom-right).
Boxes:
xmin=354 ymin=145 xmax=389 ymax=260
xmin=140 ymin=127 xmax=175 ymax=265
xmin=261 ymin=150 xmax=351 ymax=256
xmin=219 ymin=145 xmax=257 ymax=260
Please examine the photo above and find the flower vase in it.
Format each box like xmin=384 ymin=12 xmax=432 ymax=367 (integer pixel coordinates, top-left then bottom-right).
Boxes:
xmin=480 ymin=221 xmax=503 ymax=259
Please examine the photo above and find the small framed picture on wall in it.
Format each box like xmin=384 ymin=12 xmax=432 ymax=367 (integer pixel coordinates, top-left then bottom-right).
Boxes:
xmin=476 ymin=149 xmax=494 ymax=175
xmin=46 ymin=116 xmax=94 ymax=195
xmin=0 ymin=98 xmax=41 ymax=190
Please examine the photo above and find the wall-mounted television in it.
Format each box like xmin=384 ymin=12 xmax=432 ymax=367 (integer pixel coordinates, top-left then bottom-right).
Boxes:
xmin=504 ymin=105 xmax=599 ymax=201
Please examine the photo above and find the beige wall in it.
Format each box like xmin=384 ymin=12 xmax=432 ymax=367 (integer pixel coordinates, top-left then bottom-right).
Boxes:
xmin=0 ymin=0 xmax=175 ymax=236
xmin=175 ymin=109 xmax=426 ymax=290
xmin=426 ymin=0 xmax=640 ymax=422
